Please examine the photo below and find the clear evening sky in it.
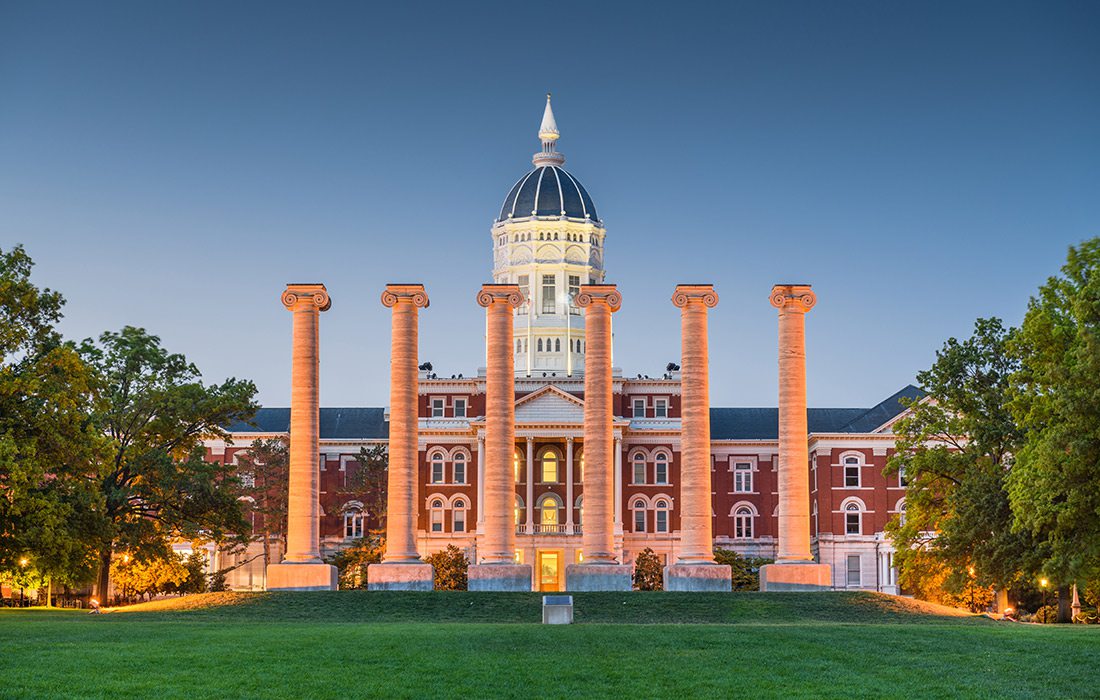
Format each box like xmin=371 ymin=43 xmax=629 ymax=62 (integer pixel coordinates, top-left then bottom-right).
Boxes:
xmin=2 ymin=2 xmax=1097 ymax=409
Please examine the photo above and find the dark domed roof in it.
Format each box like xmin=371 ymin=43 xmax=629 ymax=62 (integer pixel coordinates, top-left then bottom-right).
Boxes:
xmin=497 ymin=166 xmax=598 ymax=223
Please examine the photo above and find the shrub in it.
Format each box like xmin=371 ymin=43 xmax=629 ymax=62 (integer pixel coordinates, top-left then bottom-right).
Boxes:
xmin=330 ymin=535 xmax=384 ymax=589
xmin=424 ymin=545 xmax=468 ymax=590
xmin=633 ymin=548 xmax=664 ymax=591
xmin=713 ymin=549 xmax=772 ymax=591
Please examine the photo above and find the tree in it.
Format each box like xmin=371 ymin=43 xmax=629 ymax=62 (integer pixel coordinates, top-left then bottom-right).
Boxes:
xmin=329 ymin=534 xmax=384 ymax=589
xmin=0 ymin=245 xmax=105 ymax=589
xmin=1009 ymin=239 xmax=1100 ymax=590
xmin=235 ymin=438 xmax=290 ymax=569
xmin=110 ymin=552 xmax=188 ymax=602
xmin=340 ymin=445 xmax=388 ymax=532
xmin=713 ymin=549 xmax=771 ymax=591
xmin=79 ymin=326 xmax=259 ymax=599
xmin=424 ymin=545 xmax=468 ymax=590
xmin=633 ymin=547 xmax=663 ymax=590
xmin=886 ymin=318 xmax=1041 ymax=601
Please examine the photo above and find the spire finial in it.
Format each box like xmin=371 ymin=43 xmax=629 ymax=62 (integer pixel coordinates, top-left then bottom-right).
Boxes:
xmin=533 ymin=93 xmax=564 ymax=167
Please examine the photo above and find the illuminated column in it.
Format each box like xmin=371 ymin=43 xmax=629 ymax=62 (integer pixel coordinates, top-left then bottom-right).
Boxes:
xmin=476 ymin=434 xmax=486 ymax=531
xmin=267 ymin=283 xmax=337 ymax=590
xmin=567 ymin=285 xmax=631 ymax=590
xmin=468 ymin=285 xmax=532 ymax=590
xmin=565 ymin=437 xmax=575 ymax=532
xmin=760 ymin=284 xmax=832 ymax=591
xmin=368 ymin=284 xmax=434 ymax=590
xmin=525 ymin=437 xmax=534 ymax=533
xmin=613 ymin=436 xmax=623 ymax=533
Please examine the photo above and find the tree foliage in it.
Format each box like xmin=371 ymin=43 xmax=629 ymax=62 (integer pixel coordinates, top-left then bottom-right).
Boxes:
xmin=235 ymin=438 xmax=289 ymax=568
xmin=424 ymin=544 xmax=468 ymax=591
xmin=110 ymin=553 xmax=189 ymax=601
xmin=1009 ymin=239 xmax=1100 ymax=585
xmin=79 ymin=326 xmax=259 ymax=597
xmin=342 ymin=445 xmax=388 ymax=531
xmin=886 ymin=318 xmax=1040 ymax=596
xmin=633 ymin=547 xmax=663 ymax=590
xmin=330 ymin=535 xmax=384 ymax=589
xmin=713 ymin=549 xmax=771 ymax=591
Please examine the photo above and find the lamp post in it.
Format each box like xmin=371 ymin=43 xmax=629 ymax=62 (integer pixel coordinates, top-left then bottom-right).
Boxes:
xmin=1040 ymin=577 xmax=1050 ymax=620
xmin=18 ymin=557 xmax=28 ymax=607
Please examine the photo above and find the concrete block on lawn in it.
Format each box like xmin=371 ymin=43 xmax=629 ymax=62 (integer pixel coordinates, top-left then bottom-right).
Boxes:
xmin=565 ymin=563 xmax=632 ymax=591
xmin=468 ymin=564 xmax=533 ymax=591
xmin=266 ymin=562 xmax=338 ymax=591
xmin=663 ymin=563 xmax=732 ymax=592
xmin=367 ymin=562 xmax=434 ymax=591
xmin=759 ymin=563 xmax=832 ymax=591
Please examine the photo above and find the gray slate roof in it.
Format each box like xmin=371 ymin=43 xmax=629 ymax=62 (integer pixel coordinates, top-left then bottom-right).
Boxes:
xmin=226 ymin=386 xmax=923 ymax=442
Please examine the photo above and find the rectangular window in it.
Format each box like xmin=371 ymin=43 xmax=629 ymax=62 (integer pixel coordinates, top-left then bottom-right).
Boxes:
xmin=656 ymin=510 xmax=668 ymax=533
xmin=634 ymin=509 xmax=646 ymax=533
xmin=812 ymin=465 xmax=818 ymax=492
xmin=632 ymin=398 xmax=646 ymax=418
xmin=734 ymin=462 xmax=753 ymax=493
xmin=318 ymin=453 xmax=326 ymax=471
xmin=655 ymin=460 xmax=668 ymax=485
xmin=453 ymin=398 xmax=467 ymax=418
xmin=568 ymin=275 xmax=580 ymax=314
xmin=518 ymin=274 xmax=530 ymax=310
xmin=654 ymin=398 xmax=668 ymax=418
xmin=633 ymin=460 xmax=646 ymax=485
xmin=431 ymin=398 xmax=445 ymax=417
xmin=541 ymin=274 xmax=556 ymax=314
xmin=431 ymin=461 xmax=445 ymax=484
xmin=844 ymin=458 xmax=860 ymax=487
xmin=453 ymin=511 xmax=465 ymax=533
xmin=846 ymin=511 xmax=861 ymax=535
xmin=898 ymin=465 xmax=908 ymax=487
xmin=453 ymin=460 xmax=465 ymax=484
xmin=847 ymin=555 xmax=861 ymax=587
xmin=431 ymin=510 xmax=444 ymax=533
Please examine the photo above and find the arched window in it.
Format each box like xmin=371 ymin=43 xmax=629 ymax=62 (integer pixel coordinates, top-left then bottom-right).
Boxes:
xmin=555 ymin=338 xmax=561 ymax=352
xmin=514 ymin=450 xmax=522 ymax=483
xmin=896 ymin=498 xmax=907 ymax=527
xmin=734 ymin=462 xmax=752 ymax=493
xmin=540 ymin=449 xmax=559 ymax=483
xmin=430 ymin=499 xmax=445 ymax=533
xmin=734 ymin=506 xmax=753 ymax=539
xmin=537 ymin=338 xmax=544 ymax=352
xmin=654 ymin=452 xmax=669 ymax=484
xmin=632 ymin=499 xmax=647 ymax=533
xmin=655 ymin=499 xmax=670 ymax=533
xmin=539 ymin=494 xmax=560 ymax=526
xmin=576 ymin=451 xmax=584 ymax=482
xmin=575 ymin=495 xmax=583 ymax=527
xmin=344 ymin=507 xmax=365 ymax=539
xmin=632 ymin=453 xmax=647 ymax=484
xmin=843 ymin=455 xmax=862 ymax=488
xmin=452 ymin=453 xmax=466 ymax=484
xmin=515 ymin=495 xmax=524 ymax=525
xmin=430 ymin=452 xmax=446 ymax=484
xmin=452 ymin=499 xmax=467 ymax=533
xmin=812 ymin=501 xmax=819 ymax=536
xmin=845 ymin=500 xmax=863 ymax=535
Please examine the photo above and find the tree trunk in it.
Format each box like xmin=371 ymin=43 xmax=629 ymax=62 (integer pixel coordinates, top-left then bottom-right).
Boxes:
xmin=1057 ymin=585 xmax=1073 ymax=623
xmin=96 ymin=547 xmax=112 ymax=604
xmin=46 ymin=578 xmax=52 ymax=608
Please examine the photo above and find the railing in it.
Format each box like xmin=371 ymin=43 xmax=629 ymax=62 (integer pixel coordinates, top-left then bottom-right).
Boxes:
xmin=514 ymin=524 xmax=582 ymax=535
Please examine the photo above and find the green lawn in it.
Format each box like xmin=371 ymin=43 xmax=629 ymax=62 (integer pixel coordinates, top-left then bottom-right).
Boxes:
xmin=0 ymin=592 xmax=1094 ymax=699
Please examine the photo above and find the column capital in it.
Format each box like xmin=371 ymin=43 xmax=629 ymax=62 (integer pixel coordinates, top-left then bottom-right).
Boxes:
xmin=576 ymin=284 xmax=622 ymax=312
xmin=526 ymin=436 xmax=534 ymax=445
xmin=282 ymin=283 xmax=331 ymax=312
xmin=672 ymin=284 xmax=718 ymax=309
xmin=381 ymin=283 xmax=429 ymax=309
xmin=769 ymin=284 xmax=816 ymax=313
xmin=477 ymin=284 xmax=523 ymax=309
xmin=567 ymin=436 xmax=574 ymax=445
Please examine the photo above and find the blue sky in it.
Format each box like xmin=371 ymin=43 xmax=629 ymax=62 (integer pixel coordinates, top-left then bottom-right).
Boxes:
xmin=2 ymin=1 xmax=1097 ymax=408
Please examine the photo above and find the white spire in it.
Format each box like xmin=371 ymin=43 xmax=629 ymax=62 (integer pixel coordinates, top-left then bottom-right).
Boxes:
xmin=533 ymin=92 xmax=565 ymax=167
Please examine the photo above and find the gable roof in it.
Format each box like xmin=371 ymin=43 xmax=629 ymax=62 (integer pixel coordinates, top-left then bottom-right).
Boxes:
xmin=514 ymin=385 xmax=584 ymax=408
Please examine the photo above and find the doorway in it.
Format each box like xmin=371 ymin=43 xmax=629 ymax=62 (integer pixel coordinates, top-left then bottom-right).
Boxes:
xmin=537 ymin=550 xmax=562 ymax=592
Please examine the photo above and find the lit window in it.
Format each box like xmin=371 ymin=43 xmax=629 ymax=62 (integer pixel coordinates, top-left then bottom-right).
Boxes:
xmin=453 ymin=398 xmax=467 ymax=418
xmin=654 ymin=399 xmax=668 ymax=418
xmin=844 ymin=456 xmax=861 ymax=487
xmin=431 ymin=499 xmax=445 ymax=533
xmin=541 ymin=450 xmax=558 ymax=483
xmin=632 ymin=398 xmax=646 ymax=418
xmin=539 ymin=496 xmax=559 ymax=525
xmin=846 ymin=554 xmax=861 ymax=587
xmin=541 ymin=274 xmax=556 ymax=314
xmin=344 ymin=509 xmax=364 ymax=538
xmin=514 ymin=451 xmax=522 ymax=483
xmin=845 ymin=501 xmax=862 ymax=535
xmin=654 ymin=453 xmax=669 ymax=485
xmin=577 ymin=452 xmax=584 ymax=482
xmin=453 ymin=500 xmax=466 ymax=533
xmin=632 ymin=453 xmax=646 ymax=484
xmin=575 ymin=495 xmax=583 ymax=526
xmin=453 ymin=453 xmax=466 ymax=484
xmin=431 ymin=453 xmax=445 ymax=484
xmin=733 ymin=462 xmax=753 ymax=493
xmin=655 ymin=500 xmax=669 ymax=533
xmin=633 ymin=500 xmax=647 ymax=533
xmin=734 ymin=506 xmax=753 ymax=539
xmin=515 ymin=495 xmax=524 ymax=525
xmin=568 ymin=275 xmax=580 ymax=315
xmin=431 ymin=398 xmax=445 ymax=418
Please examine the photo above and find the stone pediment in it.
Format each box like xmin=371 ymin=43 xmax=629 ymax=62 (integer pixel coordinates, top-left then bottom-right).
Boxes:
xmin=514 ymin=385 xmax=584 ymax=424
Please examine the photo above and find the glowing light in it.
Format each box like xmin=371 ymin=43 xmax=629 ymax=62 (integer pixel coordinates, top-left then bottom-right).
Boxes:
xmin=1040 ymin=578 xmax=1049 ymax=587
xmin=18 ymin=557 xmax=28 ymax=567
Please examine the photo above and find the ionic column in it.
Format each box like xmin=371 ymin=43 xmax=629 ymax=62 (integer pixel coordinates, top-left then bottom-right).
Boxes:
xmin=771 ymin=285 xmax=816 ymax=563
xmin=380 ymin=284 xmax=430 ymax=563
xmin=672 ymin=285 xmax=719 ymax=565
xmin=577 ymin=285 xmax=622 ymax=564
xmin=476 ymin=434 xmax=486 ymax=530
xmin=525 ymin=436 xmax=534 ymax=533
xmin=566 ymin=437 xmax=575 ymax=532
xmin=281 ymin=284 xmax=331 ymax=564
xmin=476 ymin=285 xmax=524 ymax=564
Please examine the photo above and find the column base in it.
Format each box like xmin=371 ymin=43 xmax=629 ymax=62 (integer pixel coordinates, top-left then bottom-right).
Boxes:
xmin=663 ymin=563 xmax=732 ymax=592
xmin=367 ymin=562 xmax=434 ymax=591
xmin=759 ymin=562 xmax=832 ymax=591
xmin=266 ymin=562 xmax=338 ymax=591
xmin=565 ymin=563 xmax=632 ymax=591
xmin=468 ymin=564 xmax=532 ymax=591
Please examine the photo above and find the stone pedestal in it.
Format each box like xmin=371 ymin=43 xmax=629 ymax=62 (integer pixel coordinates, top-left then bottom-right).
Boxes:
xmin=367 ymin=562 xmax=434 ymax=591
xmin=468 ymin=564 xmax=533 ymax=591
xmin=565 ymin=563 xmax=632 ymax=591
xmin=267 ymin=562 xmax=339 ymax=591
xmin=664 ymin=564 xmax=732 ymax=592
xmin=759 ymin=563 xmax=832 ymax=591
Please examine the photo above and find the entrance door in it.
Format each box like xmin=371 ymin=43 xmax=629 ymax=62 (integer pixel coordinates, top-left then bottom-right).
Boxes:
xmin=537 ymin=550 xmax=561 ymax=592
